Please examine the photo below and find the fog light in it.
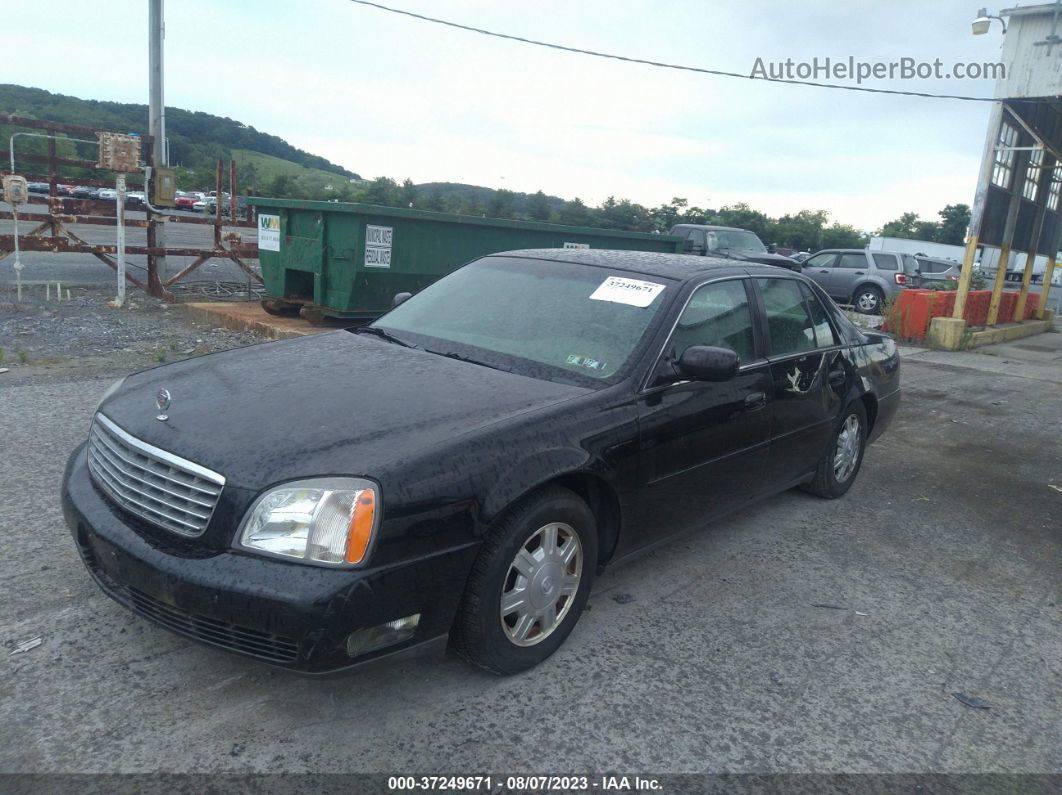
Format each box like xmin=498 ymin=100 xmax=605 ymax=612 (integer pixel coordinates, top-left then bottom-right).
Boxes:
xmin=346 ymin=613 xmax=420 ymax=657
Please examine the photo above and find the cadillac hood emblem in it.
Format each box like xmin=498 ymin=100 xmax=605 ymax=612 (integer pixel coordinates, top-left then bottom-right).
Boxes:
xmin=155 ymin=388 xmax=171 ymax=421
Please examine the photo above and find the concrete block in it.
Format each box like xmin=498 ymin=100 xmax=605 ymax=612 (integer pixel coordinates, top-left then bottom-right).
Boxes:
xmin=927 ymin=316 xmax=967 ymax=350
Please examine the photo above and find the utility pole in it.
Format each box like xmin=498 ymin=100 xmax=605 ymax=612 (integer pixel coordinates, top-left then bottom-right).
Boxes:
xmin=148 ymin=0 xmax=167 ymax=279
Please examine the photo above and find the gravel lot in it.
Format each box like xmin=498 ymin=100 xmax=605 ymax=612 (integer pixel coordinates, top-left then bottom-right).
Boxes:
xmin=0 ymin=285 xmax=264 ymax=381
xmin=0 ymin=300 xmax=1059 ymax=781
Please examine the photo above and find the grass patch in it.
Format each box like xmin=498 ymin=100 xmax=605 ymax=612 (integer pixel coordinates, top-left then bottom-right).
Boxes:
xmin=231 ymin=149 xmax=351 ymax=188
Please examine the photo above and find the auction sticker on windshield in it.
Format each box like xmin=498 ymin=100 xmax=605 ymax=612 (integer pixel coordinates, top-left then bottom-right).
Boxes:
xmin=589 ymin=276 xmax=664 ymax=308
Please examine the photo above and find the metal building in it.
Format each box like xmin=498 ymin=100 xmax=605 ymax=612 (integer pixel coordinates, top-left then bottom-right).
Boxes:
xmin=941 ymin=2 xmax=1062 ymax=346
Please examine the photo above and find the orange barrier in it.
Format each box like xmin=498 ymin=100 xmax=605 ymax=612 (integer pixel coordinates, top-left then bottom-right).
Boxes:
xmin=1022 ymin=293 xmax=1039 ymax=320
xmin=883 ymin=289 xmax=1041 ymax=341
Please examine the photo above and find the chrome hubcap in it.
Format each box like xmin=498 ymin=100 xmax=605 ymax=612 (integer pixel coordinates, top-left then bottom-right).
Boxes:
xmin=834 ymin=414 xmax=861 ymax=482
xmin=500 ymin=522 xmax=582 ymax=647
xmin=858 ymin=292 xmax=879 ymax=312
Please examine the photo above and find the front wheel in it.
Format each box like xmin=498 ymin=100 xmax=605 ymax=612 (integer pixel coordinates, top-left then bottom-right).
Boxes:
xmin=452 ymin=486 xmax=597 ymax=675
xmin=802 ymin=401 xmax=867 ymax=499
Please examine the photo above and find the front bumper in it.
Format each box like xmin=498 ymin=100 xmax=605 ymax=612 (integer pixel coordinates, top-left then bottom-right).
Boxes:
xmin=61 ymin=444 xmax=479 ymax=673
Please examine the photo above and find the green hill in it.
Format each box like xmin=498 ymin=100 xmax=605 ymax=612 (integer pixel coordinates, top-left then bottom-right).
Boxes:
xmin=0 ymin=84 xmax=359 ymax=190
xmin=231 ymin=149 xmax=359 ymax=193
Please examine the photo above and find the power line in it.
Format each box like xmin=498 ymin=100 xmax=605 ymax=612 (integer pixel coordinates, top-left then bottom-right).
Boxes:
xmin=347 ymin=0 xmax=998 ymax=103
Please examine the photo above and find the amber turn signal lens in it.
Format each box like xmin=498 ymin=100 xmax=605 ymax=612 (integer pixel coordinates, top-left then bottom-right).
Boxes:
xmin=345 ymin=490 xmax=376 ymax=564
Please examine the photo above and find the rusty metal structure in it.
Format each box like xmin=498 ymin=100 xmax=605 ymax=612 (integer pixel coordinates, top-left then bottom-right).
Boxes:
xmin=0 ymin=113 xmax=260 ymax=300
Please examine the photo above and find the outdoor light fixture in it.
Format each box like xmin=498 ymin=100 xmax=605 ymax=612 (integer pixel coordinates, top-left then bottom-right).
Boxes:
xmin=972 ymin=7 xmax=1007 ymax=35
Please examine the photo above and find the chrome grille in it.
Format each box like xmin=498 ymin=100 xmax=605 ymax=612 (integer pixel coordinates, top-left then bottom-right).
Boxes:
xmin=87 ymin=413 xmax=225 ymax=537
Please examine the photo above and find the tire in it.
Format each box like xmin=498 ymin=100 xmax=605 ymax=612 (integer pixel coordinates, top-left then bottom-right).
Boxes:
xmin=853 ymin=285 xmax=884 ymax=315
xmin=802 ymin=400 xmax=867 ymax=499
xmin=452 ymin=486 xmax=597 ymax=675
xmin=260 ymin=299 xmax=298 ymax=316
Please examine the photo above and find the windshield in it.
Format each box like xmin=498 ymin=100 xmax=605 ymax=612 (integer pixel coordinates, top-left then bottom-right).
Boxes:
xmin=372 ymin=257 xmax=673 ymax=384
xmin=710 ymin=230 xmax=767 ymax=253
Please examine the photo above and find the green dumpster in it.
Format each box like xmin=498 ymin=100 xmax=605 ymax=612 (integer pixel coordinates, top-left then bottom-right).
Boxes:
xmin=248 ymin=198 xmax=684 ymax=321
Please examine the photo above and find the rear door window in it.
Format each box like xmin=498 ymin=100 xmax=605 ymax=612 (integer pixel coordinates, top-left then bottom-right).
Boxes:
xmin=799 ymin=282 xmax=838 ymax=348
xmin=838 ymin=253 xmax=867 ymax=269
xmin=755 ymin=278 xmax=817 ymax=357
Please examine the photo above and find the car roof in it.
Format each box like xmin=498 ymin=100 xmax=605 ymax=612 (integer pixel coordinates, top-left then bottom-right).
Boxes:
xmin=915 ymin=255 xmax=959 ymax=264
xmin=671 ymin=224 xmax=746 ymax=232
xmin=488 ymin=248 xmax=781 ymax=281
xmin=819 ymin=249 xmax=915 ymax=255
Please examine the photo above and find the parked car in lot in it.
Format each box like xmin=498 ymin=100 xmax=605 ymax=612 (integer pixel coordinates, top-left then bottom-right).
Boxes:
xmin=27 ymin=181 xmax=50 ymax=194
xmin=95 ymin=188 xmax=118 ymax=201
xmin=914 ymin=256 xmax=961 ymax=285
xmin=174 ymin=193 xmax=201 ymax=211
xmin=63 ymin=249 xmax=900 ymax=675
xmin=125 ymin=191 xmax=146 ymax=208
xmin=671 ymin=224 xmax=802 ymax=271
xmin=801 ymin=249 xmax=922 ymax=314
xmin=71 ymin=186 xmax=98 ymax=199
xmin=193 ymin=198 xmax=216 ymax=213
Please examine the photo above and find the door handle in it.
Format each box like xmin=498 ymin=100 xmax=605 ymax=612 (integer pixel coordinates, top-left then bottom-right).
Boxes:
xmin=818 ymin=269 xmax=829 ymax=273
xmin=828 ymin=368 xmax=846 ymax=387
xmin=854 ymin=271 xmax=865 ymax=275
xmin=744 ymin=391 xmax=767 ymax=411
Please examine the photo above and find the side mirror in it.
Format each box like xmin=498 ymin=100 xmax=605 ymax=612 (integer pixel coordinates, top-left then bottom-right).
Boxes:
xmin=767 ymin=244 xmax=776 ymax=254
xmin=392 ymin=291 xmax=412 ymax=307
xmin=678 ymin=345 xmax=739 ymax=382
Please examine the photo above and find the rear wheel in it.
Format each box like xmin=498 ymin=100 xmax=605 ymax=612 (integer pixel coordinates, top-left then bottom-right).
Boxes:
xmin=452 ymin=486 xmax=597 ymax=675
xmin=802 ymin=401 xmax=867 ymax=499
xmin=854 ymin=285 xmax=884 ymax=315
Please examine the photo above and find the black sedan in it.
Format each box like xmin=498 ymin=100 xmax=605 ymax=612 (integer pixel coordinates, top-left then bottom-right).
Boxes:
xmin=62 ymin=249 xmax=900 ymax=675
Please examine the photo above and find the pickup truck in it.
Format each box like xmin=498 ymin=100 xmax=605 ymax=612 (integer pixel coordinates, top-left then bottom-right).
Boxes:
xmin=670 ymin=224 xmax=801 ymax=271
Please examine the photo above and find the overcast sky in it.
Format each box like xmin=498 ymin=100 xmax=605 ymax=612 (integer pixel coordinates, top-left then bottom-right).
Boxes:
xmin=8 ymin=0 xmax=1010 ymax=229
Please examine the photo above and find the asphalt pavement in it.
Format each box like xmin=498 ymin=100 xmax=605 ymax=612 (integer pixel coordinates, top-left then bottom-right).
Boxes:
xmin=1 ymin=322 xmax=1060 ymax=778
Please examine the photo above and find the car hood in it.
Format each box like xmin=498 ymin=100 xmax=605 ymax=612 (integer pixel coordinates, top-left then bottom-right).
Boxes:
xmin=99 ymin=332 xmax=587 ymax=489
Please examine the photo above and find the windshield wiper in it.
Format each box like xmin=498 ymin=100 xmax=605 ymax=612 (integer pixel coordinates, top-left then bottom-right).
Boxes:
xmin=426 ymin=349 xmax=511 ymax=372
xmin=353 ymin=326 xmax=417 ymax=348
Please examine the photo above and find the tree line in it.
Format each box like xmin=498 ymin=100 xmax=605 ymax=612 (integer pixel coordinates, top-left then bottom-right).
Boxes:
xmin=256 ymin=174 xmax=969 ymax=251
xmin=256 ymin=175 xmax=877 ymax=250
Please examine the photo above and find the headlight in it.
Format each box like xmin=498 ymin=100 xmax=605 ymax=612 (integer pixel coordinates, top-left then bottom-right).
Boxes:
xmin=236 ymin=477 xmax=379 ymax=567
xmin=95 ymin=377 xmax=126 ymax=412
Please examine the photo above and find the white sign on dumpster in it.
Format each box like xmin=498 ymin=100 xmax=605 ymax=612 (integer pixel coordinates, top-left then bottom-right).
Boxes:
xmin=365 ymin=224 xmax=393 ymax=268
xmin=563 ymin=241 xmax=590 ymax=249
xmin=258 ymin=214 xmax=281 ymax=251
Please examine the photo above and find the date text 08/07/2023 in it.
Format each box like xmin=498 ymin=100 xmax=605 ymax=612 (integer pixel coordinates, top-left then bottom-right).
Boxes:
xmin=386 ymin=774 xmax=663 ymax=791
